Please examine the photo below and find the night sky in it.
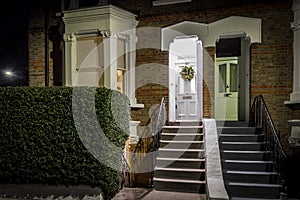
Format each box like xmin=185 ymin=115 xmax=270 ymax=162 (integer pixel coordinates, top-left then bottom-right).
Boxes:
xmin=0 ymin=1 xmax=28 ymax=86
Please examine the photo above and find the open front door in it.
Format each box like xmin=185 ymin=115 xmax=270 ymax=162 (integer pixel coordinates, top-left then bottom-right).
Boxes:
xmin=169 ymin=36 xmax=203 ymax=122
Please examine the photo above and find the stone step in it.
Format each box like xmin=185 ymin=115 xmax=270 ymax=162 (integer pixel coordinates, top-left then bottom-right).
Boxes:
xmin=222 ymin=160 xmax=274 ymax=171
xmin=221 ymin=150 xmax=271 ymax=161
xmin=160 ymin=140 xmax=204 ymax=149
xmin=161 ymin=133 xmax=204 ymax=141
xmin=158 ymin=148 xmax=205 ymax=158
xmin=156 ymin=157 xmax=205 ymax=169
xmin=223 ymin=170 xmax=278 ymax=184
xmin=154 ymin=167 xmax=205 ymax=180
xmin=231 ymin=197 xmax=280 ymax=200
xmin=220 ymin=141 xmax=267 ymax=151
xmin=219 ymin=134 xmax=264 ymax=142
xmin=153 ymin=177 xmax=205 ymax=193
xmin=162 ymin=125 xmax=203 ymax=134
xmin=226 ymin=182 xmax=281 ymax=199
xmin=216 ymin=121 xmax=249 ymax=127
xmin=167 ymin=121 xmax=203 ymax=126
xmin=217 ymin=127 xmax=257 ymax=134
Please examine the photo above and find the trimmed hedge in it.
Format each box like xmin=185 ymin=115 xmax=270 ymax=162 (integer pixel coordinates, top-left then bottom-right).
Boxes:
xmin=0 ymin=86 xmax=130 ymax=196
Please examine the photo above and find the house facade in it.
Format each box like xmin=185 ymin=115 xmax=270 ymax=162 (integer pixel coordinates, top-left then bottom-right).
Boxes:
xmin=28 ymin=0 xmax=300 ymax=196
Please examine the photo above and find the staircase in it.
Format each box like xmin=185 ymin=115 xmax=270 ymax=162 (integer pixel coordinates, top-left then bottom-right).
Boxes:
xmin=153 ymin=122 xmax=206 ymax=193
xmin=218 ymin=123 xmax=282 ymax=199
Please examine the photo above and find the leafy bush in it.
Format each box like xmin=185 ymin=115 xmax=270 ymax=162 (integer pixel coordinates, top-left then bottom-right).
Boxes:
xmin=0 ymin=86 xmax=130 ymax=196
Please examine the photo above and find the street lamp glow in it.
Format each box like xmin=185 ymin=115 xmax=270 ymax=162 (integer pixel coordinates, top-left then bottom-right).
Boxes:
xmin=4 ymin=71 xmax=13 ymax=76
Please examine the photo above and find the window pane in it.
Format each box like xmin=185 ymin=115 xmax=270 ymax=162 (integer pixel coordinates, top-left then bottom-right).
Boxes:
xmin=117 ymin=38 xmax=126 ymax=70
xmin=117 ymin=69 xmax=125 ymax=93
xmin=230 ymin=63 xmax=238 ymax=92
xmin=219 ymin=64 xmax=226 ymax=93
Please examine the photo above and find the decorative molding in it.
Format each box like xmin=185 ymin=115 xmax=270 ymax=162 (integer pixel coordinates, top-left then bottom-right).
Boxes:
xmin=162 ymin=16 xmax=261 ymax=50
xmin=152 ymin=0 xmax=191 ymax=6
xmin=291 ymin=21 xmax=300 ymax=31
xmin=63 ymin=33 xmax=75 ymax=42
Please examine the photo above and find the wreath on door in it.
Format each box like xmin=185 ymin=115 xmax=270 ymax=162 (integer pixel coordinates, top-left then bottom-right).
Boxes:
xmin=180 ymin=66 xmax=195 ymax=81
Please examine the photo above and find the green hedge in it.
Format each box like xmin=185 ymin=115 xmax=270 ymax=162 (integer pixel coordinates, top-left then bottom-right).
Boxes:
xmin=0 ymin=86 xmax=130 ymax=196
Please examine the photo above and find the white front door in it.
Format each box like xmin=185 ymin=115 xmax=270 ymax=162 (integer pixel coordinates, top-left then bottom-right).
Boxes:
xmin=176 ymin=68 xmax=198 ymax=121
xmin=215 ymin=57 xmax=239 ymax=121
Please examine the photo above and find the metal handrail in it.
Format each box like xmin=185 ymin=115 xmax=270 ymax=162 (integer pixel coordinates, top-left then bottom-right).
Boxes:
xmin=250 ymin=95 xmax=287 ymax=195
xmin=121 ymin=152 xmax=131 ymax=188
xmin=129 ymin=97 xmax=166 ymax=187
xmin=150 ymin=97 xmax=166 ymax=187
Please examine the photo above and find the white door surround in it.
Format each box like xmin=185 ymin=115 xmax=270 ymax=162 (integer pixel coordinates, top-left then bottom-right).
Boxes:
xmin=169 ymin=36 xmax=203 ymax=122
xmin=163 ymin=16 xmax=259 ymax=123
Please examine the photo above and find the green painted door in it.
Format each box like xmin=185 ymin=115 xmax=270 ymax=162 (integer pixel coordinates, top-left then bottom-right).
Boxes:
xmin=215 ymin=57 xmax=239 ymax=121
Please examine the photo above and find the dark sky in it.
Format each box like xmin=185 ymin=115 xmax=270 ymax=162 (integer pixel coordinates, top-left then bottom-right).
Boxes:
xmin=0 ymin=0 xmax=28 ymax=86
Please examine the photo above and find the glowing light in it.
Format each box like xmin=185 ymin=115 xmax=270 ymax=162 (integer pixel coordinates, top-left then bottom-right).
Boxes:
xmin=4 ymin=70 xmax=13 ymax=76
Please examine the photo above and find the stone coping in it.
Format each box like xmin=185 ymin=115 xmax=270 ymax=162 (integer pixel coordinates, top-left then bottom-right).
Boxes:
xmin=203 ymin=118 xmax=229 ymax=200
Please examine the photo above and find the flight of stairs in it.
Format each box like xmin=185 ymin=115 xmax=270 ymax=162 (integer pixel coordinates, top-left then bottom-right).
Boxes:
xmin=153 ymin=122 xmax=206 ymax=193
xmin=218 ymin=123 xmax=282 ymax=199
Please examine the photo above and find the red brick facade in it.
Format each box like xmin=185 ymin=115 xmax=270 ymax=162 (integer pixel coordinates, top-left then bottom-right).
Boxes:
xmin=28 ymin=0 xmax=298 ymax=155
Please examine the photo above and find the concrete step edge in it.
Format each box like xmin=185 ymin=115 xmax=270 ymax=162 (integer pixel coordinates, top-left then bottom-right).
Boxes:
xmin=223 ymin=160 xmax=273 ymax=164
xmin=163 ymin=125 xmax=203 ymax=129
xmin=162 ymin=133 xmax=204 ymax=136
xmin=219 ymin=134 xmax=263 ymax=136
xmin=157 ymin=157 xmax=205 ymax=162
xmin=224 ymin=170 xmax=278 ymax=175
xmin=155 ymin=167 xmax=205 ymax=172
xmin=160 ymin=140 xmax=204 ymax=143
xmin=228 ymin=182 xmax=281 ymax=188
xmin=159 ymin=148 xmax=204 ymax=152
xmin=231 ymin=197 xmax=280 ymax=200
xmin=222 ymin=150 xmax=271 ymax=154
xmin=221 ymin=142 xmax=266 ymax=145
xmin=153 ymin=177 xmax=205 ymax=184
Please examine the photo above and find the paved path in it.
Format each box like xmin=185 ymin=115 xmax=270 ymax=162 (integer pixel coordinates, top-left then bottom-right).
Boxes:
xmin=111 ymin=188 xmax=206 ymax=200
xmin=0 ymin=187 xmax=206 ymax=200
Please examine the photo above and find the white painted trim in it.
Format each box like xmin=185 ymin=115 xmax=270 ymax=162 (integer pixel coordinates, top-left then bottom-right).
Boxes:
xmin=152 ymin=0 xmax=191 ymax=6
xmin=161 ymin=16 xmax=261 ymax=50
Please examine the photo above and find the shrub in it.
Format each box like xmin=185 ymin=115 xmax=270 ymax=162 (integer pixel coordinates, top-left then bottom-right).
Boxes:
xmin=0 ymin=86 xmax=130 ymax=196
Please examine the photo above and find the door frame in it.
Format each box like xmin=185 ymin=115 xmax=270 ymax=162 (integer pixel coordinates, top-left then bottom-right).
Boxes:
xmin=214 ymin=34 xmax=251 ymax=123
xmin=168 ymin=36 xmax=203 ymax=122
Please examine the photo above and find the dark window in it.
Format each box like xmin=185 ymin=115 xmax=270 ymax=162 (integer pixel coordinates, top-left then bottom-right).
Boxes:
xmin=216 ymin=38 xmax=241 ymax=57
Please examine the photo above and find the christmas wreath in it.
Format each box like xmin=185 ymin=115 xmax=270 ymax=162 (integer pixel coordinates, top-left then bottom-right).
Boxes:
xmin=180 ymin=66 xmax=195 ymax=81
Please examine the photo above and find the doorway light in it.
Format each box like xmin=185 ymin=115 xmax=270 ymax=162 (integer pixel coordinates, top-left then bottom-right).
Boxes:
xmin=152 ymin=0 xmax=192 ymax=6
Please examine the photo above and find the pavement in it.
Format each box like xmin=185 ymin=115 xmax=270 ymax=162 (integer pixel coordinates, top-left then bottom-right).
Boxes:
xmin=111 ymin=187 xmax=206 ymax=200
xmin=0 ymin=187 xmax=206 ymax=200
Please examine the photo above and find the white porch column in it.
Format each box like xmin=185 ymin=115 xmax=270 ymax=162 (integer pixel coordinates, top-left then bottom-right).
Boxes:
xmin=290 ymin=0 xmax=300 ymax=101
xmin=128 ymin=34 xmax=138 ymax=105
xmin=63 ymin=33 xmax=76 ymax=86
xmin=103 ymin=34 xmax=118 ymax=90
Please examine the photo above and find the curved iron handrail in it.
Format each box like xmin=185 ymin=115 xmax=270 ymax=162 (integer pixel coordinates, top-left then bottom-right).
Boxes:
xmin=120 ymin=152 xmax=131 ymax=188
xmin=150 ymin=97 xmax=166 ymax=187
xmin=250 ymin=95 xmax=287 ymax=195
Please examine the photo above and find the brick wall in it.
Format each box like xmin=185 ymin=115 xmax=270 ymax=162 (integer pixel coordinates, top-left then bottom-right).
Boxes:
xmin=28 ymin=0 xmax=297 ymax=155
xmin=28 ymin=2 xmax=58 ymax=86
xmin=122 ymin=0 xmax=296 ymax=155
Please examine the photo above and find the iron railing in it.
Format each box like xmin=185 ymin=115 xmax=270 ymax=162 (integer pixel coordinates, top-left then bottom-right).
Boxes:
xmin=150 ymin=97 xmax=166 ymax=187
xmin=120 ymin=152 xmax=131 ymax=188
xmin=250 ymin=95 xmax=287 ymax=195
xmin=129 ymin=97 xmax=166 ymax=187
